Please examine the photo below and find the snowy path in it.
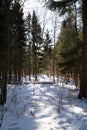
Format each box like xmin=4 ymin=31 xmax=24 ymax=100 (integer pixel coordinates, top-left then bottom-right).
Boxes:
xmin=32 ymin=83 xmax=59 ymax=130
xmin=0 ymin=82 xmax=60 ymax=130
xmin=0 ymin=75 xmax=87 ymax=130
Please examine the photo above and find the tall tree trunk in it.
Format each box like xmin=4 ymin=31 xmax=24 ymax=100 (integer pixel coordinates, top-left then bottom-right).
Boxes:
xmin=79 ymin=0 xmax=87 ymax=98
xmin=28 ymin=44 xmax=31 ymax=80
xmin=18 ymin=69 xmax=21 ymax=82
xmin=1 ymin=66 xmax=7 ymax=105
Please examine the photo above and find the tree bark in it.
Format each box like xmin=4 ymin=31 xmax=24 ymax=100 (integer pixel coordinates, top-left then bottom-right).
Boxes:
xmin=79 ymin=0 xmax=87 ymax=98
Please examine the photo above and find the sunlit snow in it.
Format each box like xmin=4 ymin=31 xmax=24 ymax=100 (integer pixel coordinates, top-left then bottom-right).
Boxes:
xmin=0 ymin=75 xmax=87 ymax=130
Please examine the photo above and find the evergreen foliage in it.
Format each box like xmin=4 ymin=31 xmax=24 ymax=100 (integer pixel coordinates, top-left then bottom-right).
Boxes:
xmin=44 ymin=0 xmax=87 ymax=98
xmin=42 ymin=30 xmax=52 ymax=74
xmin=31 ymin=10 xmax=43 ymax=80
xmin=0 ymin=0 xmax=13 ymax=104
xmin=55 ymin=17 xmax=82 ymax=86
xmin=25 ymin=12 xmax=32 ymax=80
xmin=10 ymin=1 xmax=26 ymax=82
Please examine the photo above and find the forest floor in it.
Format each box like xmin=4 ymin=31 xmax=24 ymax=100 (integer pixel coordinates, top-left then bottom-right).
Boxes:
xmin=0 ymin=75 xmax=87 ymax=130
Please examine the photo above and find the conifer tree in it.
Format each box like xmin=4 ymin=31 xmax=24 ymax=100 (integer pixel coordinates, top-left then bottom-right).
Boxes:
xmin=0 ymin=0 xmax=13 ymax=104
xmin=43 ymin=30 xmax=52 ymax=75
xmin=11 ymin=0 xmax=26 ymax=82
xmin=25 ymin=12 xmax=32 ymax=80
xmin=31 ymin=10 xmax=43 ymax=80
xmin=55 ymin=18 xmax=82 ymax=85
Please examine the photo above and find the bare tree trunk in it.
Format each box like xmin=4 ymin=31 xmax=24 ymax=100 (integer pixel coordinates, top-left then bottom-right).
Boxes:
xmin=28 ymin=44 xmax=31 ymax=81
xmin=79 ymin=0 xmax=87 ymax=98
xmin=52 ymin=16 xmax=58 ymax=82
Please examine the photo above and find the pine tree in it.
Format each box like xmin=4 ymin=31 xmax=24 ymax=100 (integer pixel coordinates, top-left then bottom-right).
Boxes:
xmin=31 ymin=10 xmax=43 ymax=80
xmin=55 ymin=18 xmax=82 ymax=85
xmin=0 ymin=0 xmax=13 ymax=104
xmin=25 ymin=12 xmax=32 ymax=80
xmin=43 ymin=30 xmax=52 ymax=75
xmin=11 ymin=1 xmax=26 ymax=82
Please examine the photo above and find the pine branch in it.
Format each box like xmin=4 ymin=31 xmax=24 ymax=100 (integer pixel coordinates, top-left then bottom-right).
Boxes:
xmin=46 ymin=0 xmax=78 ymax=10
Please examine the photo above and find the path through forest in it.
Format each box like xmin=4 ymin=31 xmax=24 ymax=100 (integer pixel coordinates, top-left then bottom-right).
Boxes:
xmin=0 ymin=75 xmax=87 ymax=130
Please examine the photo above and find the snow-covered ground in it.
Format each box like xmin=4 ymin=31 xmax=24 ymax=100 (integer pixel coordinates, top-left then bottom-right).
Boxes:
xmin=0 ymin=75 xmax=87 ymax=130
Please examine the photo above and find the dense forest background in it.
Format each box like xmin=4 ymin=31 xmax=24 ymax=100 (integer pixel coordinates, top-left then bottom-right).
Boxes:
xmin=0 ymin=0 xmax=87 ymax=104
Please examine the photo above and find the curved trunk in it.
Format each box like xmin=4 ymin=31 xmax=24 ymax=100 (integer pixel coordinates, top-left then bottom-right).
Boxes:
xmin=79 ymin=0 xmax=87 ymax=98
